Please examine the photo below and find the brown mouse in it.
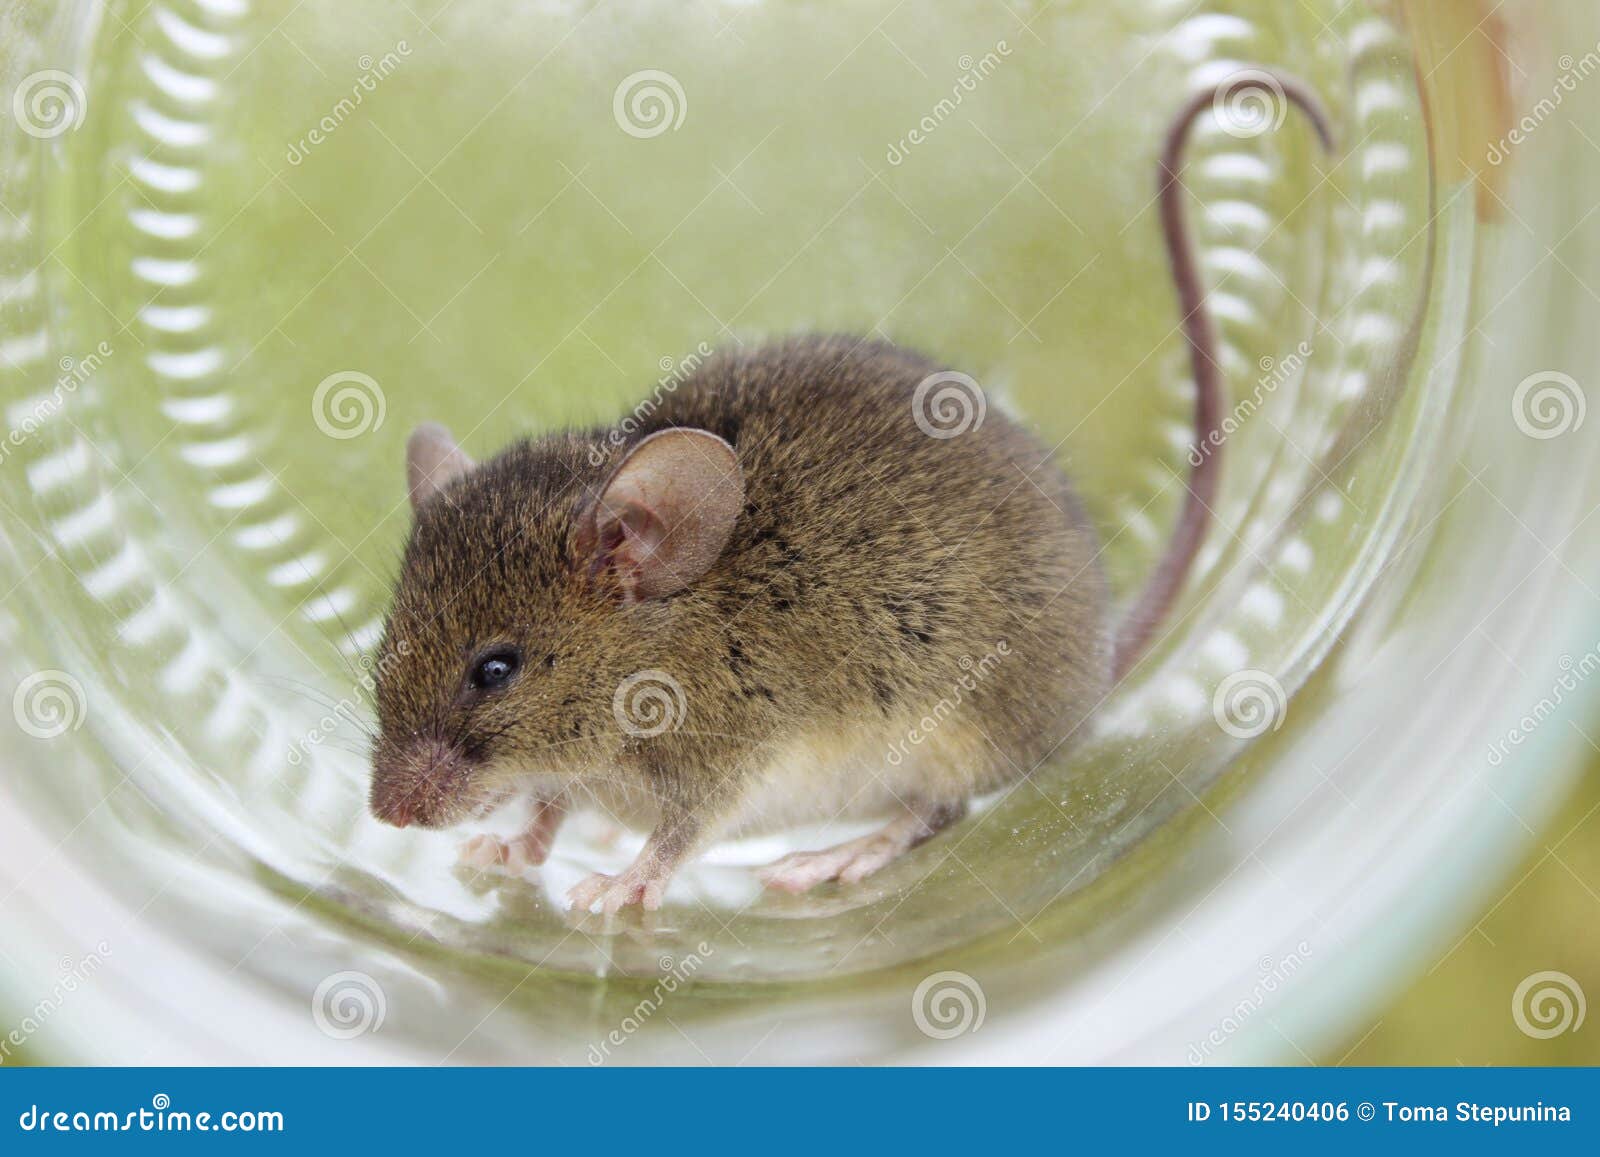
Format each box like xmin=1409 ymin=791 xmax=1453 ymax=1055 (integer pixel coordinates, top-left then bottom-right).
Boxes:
xmin=366 ymin=72 xmax=1332 ymax=912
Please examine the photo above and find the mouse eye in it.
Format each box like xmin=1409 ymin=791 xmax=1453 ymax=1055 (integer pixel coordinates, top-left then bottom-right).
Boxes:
xmin=469 ymin=647 xmax=521 ymax=691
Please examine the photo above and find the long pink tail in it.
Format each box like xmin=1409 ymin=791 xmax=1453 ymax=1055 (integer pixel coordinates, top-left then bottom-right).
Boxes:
xmin=1112 ymin=72 xmax=1335 ymax=682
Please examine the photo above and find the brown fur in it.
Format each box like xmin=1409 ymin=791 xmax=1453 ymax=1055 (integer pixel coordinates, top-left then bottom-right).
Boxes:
xmin=369 ymin=69 xmax=1332 ymax=905
xmin=370 ymin=336 xmax=1109 ymax=861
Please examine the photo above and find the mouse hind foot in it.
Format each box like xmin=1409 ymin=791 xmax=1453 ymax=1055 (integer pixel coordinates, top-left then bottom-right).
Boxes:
xmin=759 ymin=798 xmax=967 ymax=894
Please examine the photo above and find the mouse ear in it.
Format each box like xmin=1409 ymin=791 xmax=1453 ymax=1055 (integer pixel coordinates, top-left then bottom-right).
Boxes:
xmin=406 ymin=423 xmax=474 ymax=509
xmin=577 ymin=428 xmax=744 ymax=602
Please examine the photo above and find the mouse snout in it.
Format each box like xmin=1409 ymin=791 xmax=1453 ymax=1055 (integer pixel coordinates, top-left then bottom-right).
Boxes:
xmin=369 ymin=735 xmax=475 ymax=830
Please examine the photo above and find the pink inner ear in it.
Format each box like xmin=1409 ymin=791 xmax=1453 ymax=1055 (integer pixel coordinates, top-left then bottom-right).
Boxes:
xmin=621 ymin=505 xmax=666 ymax=554
xmin=610 ymin=504 xmax=666 ymax=588
xmin=580 ymin=427 xmax=745 ymax=601
xmin=584 ymin=501 xmax=653 ymax=589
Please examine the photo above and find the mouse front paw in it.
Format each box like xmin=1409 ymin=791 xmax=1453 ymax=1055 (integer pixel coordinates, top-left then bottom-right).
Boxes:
xmin=567 ymin=868 xmax=665 ymax=914
xmin=458 ymin=832 xmax=548 ymax=874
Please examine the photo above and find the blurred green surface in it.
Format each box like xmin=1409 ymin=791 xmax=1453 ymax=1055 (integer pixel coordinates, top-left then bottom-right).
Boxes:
xmin=3 ymin=756 xmax=1594 ymax=1066
xmin=1328 ymin=758 xmax=1600 ymax=1065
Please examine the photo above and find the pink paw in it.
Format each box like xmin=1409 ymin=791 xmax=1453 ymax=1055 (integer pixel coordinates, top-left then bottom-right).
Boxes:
xmin=567 ymin=868 xmax=666 ymax=914
xmin=457 ymin=831 xmax=551 ymax=875
xmin=759 ymin=833 xmax=903 ymax=894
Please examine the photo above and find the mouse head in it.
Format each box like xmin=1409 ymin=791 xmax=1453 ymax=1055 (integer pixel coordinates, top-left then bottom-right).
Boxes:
xmin=367 ymin=421 xmax=744 ymax=829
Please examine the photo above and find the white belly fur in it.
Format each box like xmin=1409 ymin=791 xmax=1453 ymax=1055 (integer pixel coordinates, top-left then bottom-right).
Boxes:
xmin=572 ymin=715 xmax=996 ymax=839
xmin=719 ymin=716 xmax=994 ymax=839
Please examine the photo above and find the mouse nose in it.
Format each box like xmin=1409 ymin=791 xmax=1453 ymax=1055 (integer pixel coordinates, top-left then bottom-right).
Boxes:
xmin=369 ymin=761 xmax=423 ymax=828
xmin=371 ymin=789 xmax=417 ymax=828
xmin=370 ymin=736 xmax=470 ymax=829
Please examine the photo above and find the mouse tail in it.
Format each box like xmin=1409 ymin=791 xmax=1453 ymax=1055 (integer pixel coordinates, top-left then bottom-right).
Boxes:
xmin=1111 ymin=71 xmax=1335 ymax=683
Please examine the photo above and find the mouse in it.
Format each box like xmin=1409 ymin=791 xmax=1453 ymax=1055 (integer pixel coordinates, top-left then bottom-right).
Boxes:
xmin=366 ymin=71 xmax=1333 ymax=913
